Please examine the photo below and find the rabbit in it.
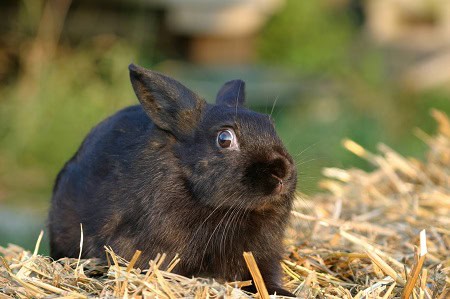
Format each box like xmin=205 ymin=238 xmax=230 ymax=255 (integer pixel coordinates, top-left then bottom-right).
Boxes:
xmin=48 ymin=64 xmax=297 ymax=297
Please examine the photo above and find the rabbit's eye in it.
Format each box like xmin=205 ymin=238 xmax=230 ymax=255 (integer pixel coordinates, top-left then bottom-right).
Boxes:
xmin=217 ymin=129 xmax=237 ymax=149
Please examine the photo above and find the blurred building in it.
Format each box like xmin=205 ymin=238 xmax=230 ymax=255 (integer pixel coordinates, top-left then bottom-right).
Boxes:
xmin=0 ymin=0 xmax=284 ymax=66
xmin=365 ymin=0 xmax=450 ymax=91
xmin=160 ymin=0 xmax=284 ymax=64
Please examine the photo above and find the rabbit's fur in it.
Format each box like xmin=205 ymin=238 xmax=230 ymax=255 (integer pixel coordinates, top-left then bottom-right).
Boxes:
xmin=48 ymin=64 xmax=297 ymax=296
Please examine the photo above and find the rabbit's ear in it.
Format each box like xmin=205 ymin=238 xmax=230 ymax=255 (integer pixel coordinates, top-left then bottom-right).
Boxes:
xmin=129 ymin=64 xmax=206 ymax=138
xmin=216 ymin=80 xmax=246 ymax=107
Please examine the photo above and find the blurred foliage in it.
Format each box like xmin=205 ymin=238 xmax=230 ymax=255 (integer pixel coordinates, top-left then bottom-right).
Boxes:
xmin=0 ymin=39 xmax=136 ymax=207
xmin=1 ymin=0 xmax=449 ymax=246
xmin=259 ymin=1 xmax=355 ymax=74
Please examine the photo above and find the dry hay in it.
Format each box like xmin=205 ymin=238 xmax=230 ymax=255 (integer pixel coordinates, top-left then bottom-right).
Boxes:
xmin=1 ymin=109 xmax=449 ymax=298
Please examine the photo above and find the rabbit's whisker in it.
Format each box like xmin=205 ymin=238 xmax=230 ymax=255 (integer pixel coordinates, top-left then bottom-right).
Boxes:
xmin=234 ymin=81 xmax=243 ymax=119
xmin=219 ymin=195 xmax=246 ymax=270
xmin=184 ymin=190 xmax=237 ymax=251
xmin=198 ymin=195 xmax=240 ymax=272
xmin=295 ymin=158 xmax=318 ymax=167
xmin=229 ymin=199 xmax=252 ymax=266
xmin=293 ymin=142 xmax=319 ymax=159
xmin=270 ymin=95 xmax=279 ymax=117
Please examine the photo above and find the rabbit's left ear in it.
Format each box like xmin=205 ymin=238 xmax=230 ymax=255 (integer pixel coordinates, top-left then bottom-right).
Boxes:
xmin=129 ymin=64 xmax=206 ymax=138
xmin=216 ymin=80 xmax=245 ymax=107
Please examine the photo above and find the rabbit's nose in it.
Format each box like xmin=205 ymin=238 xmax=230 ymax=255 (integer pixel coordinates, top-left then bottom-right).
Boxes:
xmin=267 ymin=156 xmax=291 ymax=194
xmin=268 ymin=157 xmax=289 ymax=180
xmin=243 ymin=152 xmax=293 ymax=196
xmin=271 ymin=173 xmax=284 ymax=194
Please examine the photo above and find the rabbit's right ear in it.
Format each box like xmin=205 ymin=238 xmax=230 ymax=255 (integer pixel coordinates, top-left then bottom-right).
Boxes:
xmin=216 ymin=80 xmax=245 ymax=107
xmin=129 ymin=64 xmax=206 ymax=138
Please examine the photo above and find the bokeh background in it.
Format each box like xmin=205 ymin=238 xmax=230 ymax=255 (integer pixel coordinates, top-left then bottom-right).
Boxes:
xmin=1 ymin=0 xmax=449 ymax=254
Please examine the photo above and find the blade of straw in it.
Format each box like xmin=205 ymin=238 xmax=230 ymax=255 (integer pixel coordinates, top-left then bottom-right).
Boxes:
xmin=340 ymin=230 xmax=405 ymax=272
xmin=33 ymin=230 xmax=44 ymax=256
xmin=243 ymin=252 xmax=269 ymax=299
xmin=366 ymin=250 xmax=405 ymax=285
xmin=126 ymin=250 xmax=142 ymax=273
xmin=401 ymin=230 xmax=428 ymax=299
xmin=75 ymin=223 xmax=84 ymax=276
xmin=382 ymin=282 xmax=397 ymax=299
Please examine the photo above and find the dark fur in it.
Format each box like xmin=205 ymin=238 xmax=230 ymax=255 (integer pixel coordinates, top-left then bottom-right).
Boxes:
xmin=48 ymin=64 xmax=297 ymax=296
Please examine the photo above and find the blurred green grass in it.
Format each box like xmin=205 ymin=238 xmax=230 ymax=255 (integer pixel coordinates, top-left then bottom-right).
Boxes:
xmin=0 ymin=40 xmax=136 ymax=206
xmin=0 ymin=0 xmax=449 ymax=248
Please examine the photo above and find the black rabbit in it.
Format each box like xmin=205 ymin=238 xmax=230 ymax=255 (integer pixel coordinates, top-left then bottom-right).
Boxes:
xmin=48 ymin=64 xmax=297 ymax=296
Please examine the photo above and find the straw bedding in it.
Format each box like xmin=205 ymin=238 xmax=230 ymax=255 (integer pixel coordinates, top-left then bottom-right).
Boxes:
xmin=1 ymin=110 xmax=449 ymax=298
